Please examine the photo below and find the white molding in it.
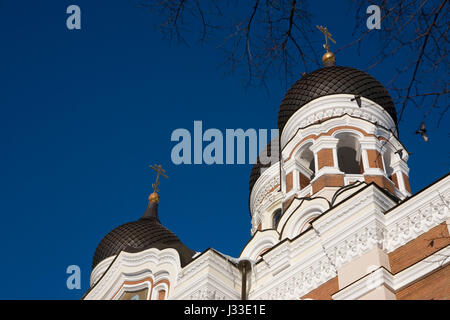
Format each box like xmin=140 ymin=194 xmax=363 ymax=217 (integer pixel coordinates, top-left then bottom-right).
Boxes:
xmin=252 ymin=192 xmax=284 ymax=234
xmin=282 ymin=114 xmax=399 ymax=162
xmin=311 ymin=167 xmax=343 ymax=181
xmin=283 ymin=158 xmax=297 ymax=173
xmin=249 ymin=237 xmax=336 ymax=300
xmin=281 ymin=94 xmax=397 ymax=148
xmin=91 ymin=256 xmax=115 ymax=286
xmin=250 ymin=161 xmax=281 ymax=227
xmin=332 ymin=246 xmax=450 ymax=300
xmin=383 ymin=177 xmax=450 ymax=252
xmin=85 ymin=247 xmax=182 ymax=300
xmin=172 ymin=250 xmax=241 ymax=300
xmin=281 ymin=205 xmax=324 ymax=240
xmin=344 ymin=174 xmax=364 ymax=185
xmin=174 ymin=275 xmax=239 ymax=300
xmin=240 ymin=230 xmax=280 ymax=261
xmin=297 ymin=184 xmax=312 ymax=198
xmin=152 ymin=282 xmax=169 ymax=300
xmin=246 ymin=175 xmax=450 ymax=300
xmin=114 ymin=280 xmax=152 ymax=300
xmin=309 ymin=136 xmax=339 ymax=153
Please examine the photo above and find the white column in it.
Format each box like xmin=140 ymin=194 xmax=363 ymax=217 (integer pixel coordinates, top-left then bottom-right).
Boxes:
xmin=283 ymin=158 xmax=297 ymax=197
xmin=359 ymin=138 xmax=385 ymax=176
xmin=391 ymin=159 xmax=411 ymax=196
xmin=309 ymin=136 xmax=341 ymax=180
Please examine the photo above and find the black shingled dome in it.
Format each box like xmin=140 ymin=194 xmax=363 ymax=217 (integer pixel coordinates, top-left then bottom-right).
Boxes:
xmin=92 ymin=201 xmax=195 ymax=270
xmin=277 ymin=66 xmax=397 ymax=132
xmin=249 ymin=66 xmax=397 ymax=205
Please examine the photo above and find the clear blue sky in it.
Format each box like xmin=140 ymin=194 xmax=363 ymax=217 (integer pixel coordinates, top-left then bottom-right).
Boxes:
xmin=0 ymin=1 xmax=447 ymax=299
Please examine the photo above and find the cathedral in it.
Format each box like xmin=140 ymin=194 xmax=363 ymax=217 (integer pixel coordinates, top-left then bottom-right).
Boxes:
xmin=82 ymin=42 xmax=450 ymax=300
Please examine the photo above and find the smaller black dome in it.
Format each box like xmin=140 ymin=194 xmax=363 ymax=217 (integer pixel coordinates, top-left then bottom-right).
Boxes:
xmin=92 ymin=202 xmax=195 ymax=269
xmin=278 ymin=66 xmax=397 ymax=132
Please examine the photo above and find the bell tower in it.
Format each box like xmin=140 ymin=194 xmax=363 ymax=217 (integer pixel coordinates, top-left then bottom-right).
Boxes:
xmin=249 ymin=27 xmax=412 ymax=234
xmin=280 ymin=97 xmax=411 ymax=202
xmin=278 ymin=28 xmax=411 ymax=206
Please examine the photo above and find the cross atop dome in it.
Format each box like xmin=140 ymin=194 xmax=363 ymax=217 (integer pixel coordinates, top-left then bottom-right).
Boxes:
xmin=149 ymin=164 xmax=168 ymax=203
xmin=316 ymin=25 xmax=336 ymax=67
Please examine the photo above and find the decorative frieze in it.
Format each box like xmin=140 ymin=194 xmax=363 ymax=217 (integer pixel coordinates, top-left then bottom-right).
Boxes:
xmin=188 ymin=286 xmax=228 ymax=300
xmin=246 ymin=176 xmax=450 ymax=300
xmin=281 ymin=95 xmax=397 ymax=148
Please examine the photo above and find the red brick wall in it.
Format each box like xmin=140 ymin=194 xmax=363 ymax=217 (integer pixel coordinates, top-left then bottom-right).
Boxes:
xmin=286 ymin=172 xmax=293 ymax=192
xmin=366 ymin=149 xmax=385 ymax=170
xmin=317 ymin=149 xmax=334 ymax=169
xmin=299 ymin=172 xmax=310 ymax=189
xmin=389 ymin=222 xmax=450 ymax=274
xmin=312 ymin=174 xmax=344 ymax=194
xmin=396 ymin=265 xmax=450 ymax=300
xmin=301 ymin=277 xmax=339 ymax=300
xmin=402 ymin=173 xmax=411 ymax=193
xmin=364 ymin=175 xmax=395 ymax=194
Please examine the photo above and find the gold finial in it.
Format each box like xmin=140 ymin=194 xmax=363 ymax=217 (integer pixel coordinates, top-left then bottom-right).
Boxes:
xmin=316 ymin=25 xmax=336 ymax=66
xmin=149 ymin=164 xmax=168 ymax=202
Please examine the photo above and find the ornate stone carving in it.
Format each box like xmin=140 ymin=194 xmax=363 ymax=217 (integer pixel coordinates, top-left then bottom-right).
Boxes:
xmin=189 ymin=287 xmax=227 ymax=300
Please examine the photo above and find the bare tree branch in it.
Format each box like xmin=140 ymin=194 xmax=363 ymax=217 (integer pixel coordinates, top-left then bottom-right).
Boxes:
xmin=140 ymin=0 xmax=448 ymax=127
xmin=343 ymin=0 xmax=449 ymax=128
xmin=140 ymin=0 xmax=319 ymax=87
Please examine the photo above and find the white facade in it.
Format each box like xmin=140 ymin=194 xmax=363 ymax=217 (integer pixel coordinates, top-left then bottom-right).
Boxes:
xmin=84 ymin=91 xmax=450 ymax=301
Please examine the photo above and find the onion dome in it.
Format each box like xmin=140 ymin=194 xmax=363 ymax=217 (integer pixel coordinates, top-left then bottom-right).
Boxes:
xmin=277 ymin=66 xmax=397 ymax=132
xmin=92 ymin=193 xmax=195 ymax=270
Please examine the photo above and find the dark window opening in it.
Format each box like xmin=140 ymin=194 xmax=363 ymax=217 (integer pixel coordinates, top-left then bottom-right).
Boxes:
xmin=336 ymin=134 xmax=362 ymax=174
xmin=338 ymin=147 xmax=362 ymax=174
xmin=273 ymin=209 xmax=282 ymax=229
xmin=296 ymin=143 xmax=315 ymax=180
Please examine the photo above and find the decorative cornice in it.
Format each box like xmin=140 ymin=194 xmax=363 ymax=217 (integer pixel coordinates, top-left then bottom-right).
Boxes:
xmin=313 ymin=186 xmax=394 ymax=236
xmin=174 ymin=274 xmax=240 ymax=300
xmin=85 ymin=248 xmax=182 ymax=300
xmin=332 ymin=246 xmax=450 ymax=300
xmin=250 ymin=246 xmax=336 ymax=300
xmin=173 ymin=250 xmax=241 ymax=300
xmin=250 ymin=162 xmax=280 ymax=219
xmin=383 ymin=188 xmax=450 ymax=252
xmin=281 ymin=94 xmax=397 ymax=148
xmin=247 ymin=175 xmax=450 ymax=300
xmin=240 ymin=230 xmax=280 ymax=261
xmin=177 ymin=250 xmax=240 ymax=283
xmin=282 ymin=114 xmax=403 ymax=161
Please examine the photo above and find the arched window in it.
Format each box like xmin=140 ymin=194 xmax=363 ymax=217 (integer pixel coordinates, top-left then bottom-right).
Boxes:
xmin=336 ymin=133 xmax=362 ymax=174
xmin=272 ymin=209 xmax=282 ymax=229
xmin=383 ymin=149 xmax=394 ymax=178
xmin=295 ymin=142 xmax=315 ymax=187
xmin=298 ymin=146 xmax=315 ymax=173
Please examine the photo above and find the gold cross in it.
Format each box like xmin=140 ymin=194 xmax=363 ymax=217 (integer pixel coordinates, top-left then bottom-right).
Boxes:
xmin=149 ymin=164 xmax=168 ymax=193
xmin=316 ymin=25 xmax=336 ymax=52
